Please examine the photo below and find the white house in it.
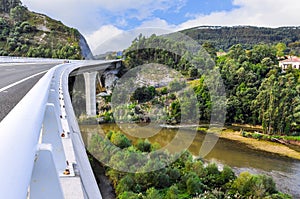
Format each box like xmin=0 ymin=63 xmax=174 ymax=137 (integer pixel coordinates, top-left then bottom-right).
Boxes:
xmin=279 ymin=56 xmax=300 ymax=71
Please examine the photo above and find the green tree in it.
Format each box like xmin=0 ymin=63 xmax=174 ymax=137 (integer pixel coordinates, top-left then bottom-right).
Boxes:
xmin=275 ymin=42 xmax=287 ymax=57
xmin=136 ymin=139 xmax=151 ymax=152
xmin=116 ymin=175 xmax=135 ymax=195
xmin=186 ymin=175 xmax=204 ymax=195
xmin=165 ymin=185 xmax=179 ymax=199
xmin=145 ymin=187 xmax=163 ymax=199
xmin=110 ymin=131 xmax=132 ymax=148
xmin=132 ymin=86 xmax=156 ymax=103
xmin=118 ymin=191 xmax=140 ymax=199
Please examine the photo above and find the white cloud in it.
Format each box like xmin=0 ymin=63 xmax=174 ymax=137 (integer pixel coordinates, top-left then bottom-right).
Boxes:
xmin=84 ymin=18 xmax=179 ymax=55
xmin=178 ymin=0 xmax=300 ymax=29
xmin=22 ymin=0 xmax=102 ymax=31
xmin=85 ymin=25 xmax=124 ymax=53
xmin=85 ymin=25 xmax=176 ymax=55
xmin=23 ymin=0 xmax=300 ymax=56
xmin=22 ymin=0 xmax=186 ymax=32
xmin=139 ymin=18 xmax=177 ymax=30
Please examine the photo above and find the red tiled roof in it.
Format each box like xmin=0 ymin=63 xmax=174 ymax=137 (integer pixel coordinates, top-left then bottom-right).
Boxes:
xmin=280 ymin=56 xmax=300 ymax=62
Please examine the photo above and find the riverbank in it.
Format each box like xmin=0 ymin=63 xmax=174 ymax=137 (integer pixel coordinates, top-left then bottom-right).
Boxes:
xmin=219 ymin=129 xmax=300 ymax=160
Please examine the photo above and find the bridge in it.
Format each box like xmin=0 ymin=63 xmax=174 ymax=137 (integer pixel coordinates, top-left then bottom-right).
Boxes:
xmin=0 ymin=57 xmax=122 ymax=199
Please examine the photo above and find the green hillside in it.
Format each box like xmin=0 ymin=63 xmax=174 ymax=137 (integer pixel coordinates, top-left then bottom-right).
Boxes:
xmin=0 ymin=0 xmax=92 ymax=59
xmin=181 ymin=26 xmax=300 ymax=54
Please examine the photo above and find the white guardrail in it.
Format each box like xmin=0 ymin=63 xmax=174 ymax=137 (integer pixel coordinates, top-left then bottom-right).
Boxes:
xmin=0 ymin=56 xmax=71 ymax=63
xmin=0 ymin=59 xmax=118 ymax=199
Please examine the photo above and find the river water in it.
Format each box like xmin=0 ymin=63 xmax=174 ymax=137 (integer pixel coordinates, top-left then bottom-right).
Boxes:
xmin=80 ymin=124 xmax=300 ymax=198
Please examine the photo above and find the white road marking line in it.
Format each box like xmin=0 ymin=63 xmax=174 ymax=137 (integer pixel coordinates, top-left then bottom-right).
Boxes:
xmin=0 ymin=70 xmax=49 ymax=93
xmin=0 ymin=63 xmax=42 ymax=67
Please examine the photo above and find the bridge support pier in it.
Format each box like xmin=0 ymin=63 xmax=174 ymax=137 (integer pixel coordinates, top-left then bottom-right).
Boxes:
xmin=83 ymin=72 xmax=98 ymax=116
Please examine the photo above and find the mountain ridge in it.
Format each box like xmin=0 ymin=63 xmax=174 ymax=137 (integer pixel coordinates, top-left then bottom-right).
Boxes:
xmin=180 ymin=25 xmax=300 ymax=54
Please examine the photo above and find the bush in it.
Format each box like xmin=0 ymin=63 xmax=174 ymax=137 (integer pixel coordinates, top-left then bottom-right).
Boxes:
xmin=156 ymin=173 xmax=170 ymax=188
xmin=186 ymin=176 xmax=205 ymax=195
xmin=160 ymin=87 xmax=168 ymax=95
xmin=118 ymin=191 xmax=140 ymax=199
xmin=219 ymin=166 xmax=236 ymax=185
xmin=132 ymin=86 xmax=156 ymax=103
xmin=110 ymin=131 xmax=132 ymax=148
xmin=116 ymin=175 xmax=135 ymax=195
xmin=165 ymin=185 xmax=179 ymax=199
xmin=203 ymin=163 xmax=221 ymax=188
xmin=136 ymin=139 xmax=151 ymax=152
xmin=145 ymin=187 xmax=163 ymax=199
xmin=231 ymin=172 xmax=279 ymax=198
xmin=100 ymin=111 xmax=114 ymax=123
xmin=252 ymin=132 xmax=263 ymax=140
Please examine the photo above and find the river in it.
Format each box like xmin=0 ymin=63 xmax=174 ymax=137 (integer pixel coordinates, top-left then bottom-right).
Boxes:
xmin=80 ymin=124 xmax=300 ymax=198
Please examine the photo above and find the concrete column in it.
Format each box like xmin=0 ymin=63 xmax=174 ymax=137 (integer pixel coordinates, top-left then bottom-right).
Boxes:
xmin=83 ymin=72 xmax=98 ymax=116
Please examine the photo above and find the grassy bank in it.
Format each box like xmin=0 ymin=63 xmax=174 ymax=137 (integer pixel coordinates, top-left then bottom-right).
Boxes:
xmin=218 ymin=129 xmax=300 ymax=160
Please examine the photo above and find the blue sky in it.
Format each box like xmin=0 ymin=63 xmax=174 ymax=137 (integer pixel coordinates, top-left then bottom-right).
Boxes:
xmin=22 ymin=0 xmax=300 ymax=54
xmin=101 ymin=0 xmax=239 ymax=30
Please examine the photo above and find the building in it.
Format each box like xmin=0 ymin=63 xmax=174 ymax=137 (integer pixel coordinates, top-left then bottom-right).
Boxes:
xmin=279 ymin=56 xmax=300 ymax=71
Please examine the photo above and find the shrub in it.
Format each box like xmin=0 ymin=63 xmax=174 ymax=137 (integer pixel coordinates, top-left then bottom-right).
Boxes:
xmin=231 ymin=172 xmax=279 ymax=198
xmin=165 ymin=185 xmax=179 ymax=199
xmin=186 ymin=176 xmax=205 ymax=195
xmin=132 ymin=86 xmax=156 ymax=103
xmin=145 ymin=187 xmax=163 ymax=199
xmin=118 ymin=191 xmax=140 ymax=199
xmin=116 ymin=175 xmax=135 ymax=195
xmin=252 ymin=133 xmax=263 ymax=140
xmin=110 ymin=131 xmax=132 ymax=148
xmin=136 ymin=139 xmax=151 ymax=152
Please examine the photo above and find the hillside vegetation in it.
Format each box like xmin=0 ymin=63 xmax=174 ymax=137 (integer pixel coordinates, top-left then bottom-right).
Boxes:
xmin=0 ymin=0 xmax=92 ymax=59
xmin=122 ymin=33 xmax=300 ymax=135
xmin=181 ymin=26 xmax=300 ymax=55
xmin=84 ymin=30 xmax=298 ymax=199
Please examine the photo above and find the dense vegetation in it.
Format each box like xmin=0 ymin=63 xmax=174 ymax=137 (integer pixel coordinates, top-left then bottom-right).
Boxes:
xmin=219 ymin=44 xmax=300 ymax=135
xmin=0 ymin=0 xmax=85 ymax=59
xmin=89 ymin=131 xmax=291 ymax=199
xmin=70 ymin=29 xmax=299 ymax=198
xmin=181 ymin=26 xmax=300 ymax=55
xmin=121 ymin=34 xmax=300 ymax=136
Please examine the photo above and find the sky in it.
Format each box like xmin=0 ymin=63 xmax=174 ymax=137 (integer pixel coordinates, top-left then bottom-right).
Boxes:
xmin=21 ymin=0 xmax=300 ymax=55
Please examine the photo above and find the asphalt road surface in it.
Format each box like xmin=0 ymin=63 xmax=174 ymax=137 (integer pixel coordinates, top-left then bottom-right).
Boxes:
xmin=0 ymin=62 xmax=60 ymax=122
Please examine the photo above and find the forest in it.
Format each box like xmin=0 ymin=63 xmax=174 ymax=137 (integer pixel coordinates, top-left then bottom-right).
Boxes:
xmin=121 ymin=33 xmax=300 ymax=136
xmin=181 ymin=26 xmax=300 ymax=55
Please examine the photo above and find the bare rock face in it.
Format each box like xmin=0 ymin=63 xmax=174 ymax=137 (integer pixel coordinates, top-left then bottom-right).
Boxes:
xmin=103 ymin=70 xmax=120 ymax=94
xmin=79 ymin=33 xmax=94 ymax=60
